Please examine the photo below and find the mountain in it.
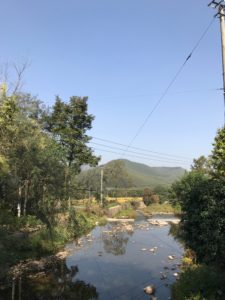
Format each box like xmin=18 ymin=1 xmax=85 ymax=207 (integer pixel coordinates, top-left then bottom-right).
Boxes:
xmin=79 ymin=159 xmax=186 ymax=189
xmin=119 ymin=159 xmax=185 ymax=187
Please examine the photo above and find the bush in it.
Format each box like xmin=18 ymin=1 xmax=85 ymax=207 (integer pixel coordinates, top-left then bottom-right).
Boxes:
xmin=172 ymin=264 xmax=225 ymax=300
xmin=172 ymin=172 xmax=225 ymax=268
xmin=143 ymin=188 xmax=152 ymax=206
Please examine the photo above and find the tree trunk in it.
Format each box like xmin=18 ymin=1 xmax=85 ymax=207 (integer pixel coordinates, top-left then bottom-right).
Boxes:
xmin=23 ymin=180 xmax=28 ymax=216
xmin=17 ymin=186 xmax=22 ymax=218
xmin=11 ymin=278 xmax=15 ymax=300
xmin=68 ymin=179 xmax=71 ymax=209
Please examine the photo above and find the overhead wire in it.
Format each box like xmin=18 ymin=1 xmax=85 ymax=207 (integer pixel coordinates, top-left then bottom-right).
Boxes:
xmin=91 ymin=147 xmax=191 ymax=166
xmin=121 ymin=16 xmax=217 ymax=156
xmin=92 ymin=87 xmax=223 ymax=100
xmin=89 ymin=141 xmax=192 ymax=164
xmin=92 ymin=136 xmax=192 ymax=160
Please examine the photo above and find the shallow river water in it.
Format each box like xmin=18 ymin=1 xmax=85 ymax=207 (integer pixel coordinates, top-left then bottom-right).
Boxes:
xmin=1 ymin=215 xmax=183 ymax=300
xmin=65 ymin=215 xmax=183 ymax=300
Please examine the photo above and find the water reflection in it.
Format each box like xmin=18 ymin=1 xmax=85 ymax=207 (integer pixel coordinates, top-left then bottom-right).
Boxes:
xmin=102 ymin=224 xmax=133 ymax=256
xmin=169 ymin=222 xmax=184 ymax=245
xmin=1 ymin=259 xmax=98 ymax=300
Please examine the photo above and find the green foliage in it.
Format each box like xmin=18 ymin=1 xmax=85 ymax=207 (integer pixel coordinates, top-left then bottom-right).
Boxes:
xmin=103 ymin=160 xmax=133 ymax=188
xmin=211 ymin=126 xmax=225 ymax=177
xmin=68 ymin=209 xmax=97 ymax=238
xmin=143 ymin=203 xmax=180 ymax=214
xmin=191 ymin=155 xmax=211 ymax=174
xmin=172 ymin=172 xmax=225 ymax=267
xmin=143 ymin=188 xmax=153 ymax=206
xmin=45 ymin=96 xmax=99 ymax=170
xmin=121 ymin=159 xmax=185 ymax=187
xmin=153 ymin=185 xmax=169 ymax=203
xmin=77 ymin=159 xmax=185 ymax=193
xmin=172 ymin=264 xmax=225 ymax=300
xmin=0 ymin=89 xmax=101 ymax=270
xmin=115 ymin=208 xmax=137 ymax=219
xmin=0 ymin=210 xmax=42 ymax=231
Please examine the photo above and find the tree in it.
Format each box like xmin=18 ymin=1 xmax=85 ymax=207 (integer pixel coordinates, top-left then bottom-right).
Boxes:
xmin=44 ymin=96 xmax=100 ymax=205
xmin=191 ymin=155 xmax=210 ymax=174
xmin=143 ymin=188 xmax=153 ymax=206
xmin=104 ymin=160 xmax=133 ymax=189
xmin=0 ymin=91 xmax=66 ymax=217
xmin=210 ymin=126 xmax=225 ymax=177
xmin=172 ymin=172 xmax=225 ymax=267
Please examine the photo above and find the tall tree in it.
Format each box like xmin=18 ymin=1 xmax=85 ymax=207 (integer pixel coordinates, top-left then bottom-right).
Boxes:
xmin=191 ymin=155 xmax=210 ymax=174
xmin=45 ymin=96 xmax=100 ymax=205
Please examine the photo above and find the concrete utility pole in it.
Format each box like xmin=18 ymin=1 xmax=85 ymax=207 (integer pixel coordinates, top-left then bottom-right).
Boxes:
xmin=209 ymin=1 xmax=225 ymax=123
xmin=100 ymin=169 xmax=104 ymax=207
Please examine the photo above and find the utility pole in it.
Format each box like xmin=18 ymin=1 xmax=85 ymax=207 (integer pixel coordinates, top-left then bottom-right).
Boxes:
xmin=100 ymin=169 xmax=104 ymax=207
xmin=209 ymin=1 xmax=225 ymax=123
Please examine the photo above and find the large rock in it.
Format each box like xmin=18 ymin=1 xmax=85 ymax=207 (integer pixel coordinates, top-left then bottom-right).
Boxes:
xmin=144 ymin=285 xmax=155 ymax=295
xmin=148 ymin=219 xmax=169 ymax=226
xmin=105 ymin=205 xmax=122 ymax=217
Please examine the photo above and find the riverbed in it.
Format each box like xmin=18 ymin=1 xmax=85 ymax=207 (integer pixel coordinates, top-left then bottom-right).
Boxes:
xmin=65 ymin=215 xmax=183 ymax=300
xmin=1 ymin=215 xmax=183 ymax=300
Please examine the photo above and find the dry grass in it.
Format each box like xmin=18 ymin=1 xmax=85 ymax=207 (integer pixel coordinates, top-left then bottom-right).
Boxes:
xmin=106 ymin=197 xmax=142 ymax=203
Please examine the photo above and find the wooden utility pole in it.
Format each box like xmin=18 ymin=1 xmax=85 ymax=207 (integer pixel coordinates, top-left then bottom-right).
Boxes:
xmin=209 ymin=1 xmax=225 ymax=123
xmin=220 ymin=5 xmax=225 ymax=124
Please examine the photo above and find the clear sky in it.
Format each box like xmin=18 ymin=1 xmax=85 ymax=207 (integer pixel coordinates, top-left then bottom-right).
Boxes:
xmin=0 ymin=0 xmax=224 ymax=169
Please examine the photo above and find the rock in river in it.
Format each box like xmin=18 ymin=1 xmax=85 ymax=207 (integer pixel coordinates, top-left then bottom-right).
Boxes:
xmin=144 ymin=285 xmax=155 ymax=295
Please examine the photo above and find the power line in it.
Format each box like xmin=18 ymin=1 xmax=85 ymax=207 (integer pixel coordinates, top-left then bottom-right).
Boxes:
xmin=89 ymin=141 xmax=192 ymax=164
xmin=121 ymin=16 xmax=216 ymax=156
xmin=92 ymin=136 xmax=192 ymax=160
xmin=91 ymin=87 xmax=222 ymax=100
xmin=91 ymin=146 xmax=191 ymax=166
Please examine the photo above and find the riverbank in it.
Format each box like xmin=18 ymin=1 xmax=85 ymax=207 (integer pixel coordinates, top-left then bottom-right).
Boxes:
xmin=0 ymin=208 xmax=107 ymax=283
xmin=172 ymin=250 xmax=225 ymax=299
xmin=0 ymin=202 xmax=180 ymax=295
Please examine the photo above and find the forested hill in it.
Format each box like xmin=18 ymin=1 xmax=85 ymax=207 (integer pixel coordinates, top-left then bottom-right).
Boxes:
xmin=79 ymin=159 xmax=186 ymax=188
xmin=118 ymin=159 xmax=185 ymax=186
xmin=114 ymin=159 xmax=185 ymax=187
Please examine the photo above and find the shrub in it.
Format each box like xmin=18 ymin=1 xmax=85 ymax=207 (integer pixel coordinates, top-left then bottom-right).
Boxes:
xmin=143 ymin=188 xmax=152 ymax=206
xmin=172 ymin=172 xmax=225 ymax=268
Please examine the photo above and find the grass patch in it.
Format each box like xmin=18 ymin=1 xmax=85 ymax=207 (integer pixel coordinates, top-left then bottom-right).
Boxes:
xmin=115 ymin=208 xmax=137 ymax=219
xmin=104 ymin=201 xmax=120 ymax=208
xmin=142 ymin=203 xmax=181 ymax=214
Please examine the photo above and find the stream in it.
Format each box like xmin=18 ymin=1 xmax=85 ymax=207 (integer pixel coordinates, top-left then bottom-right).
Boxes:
xmin=1 ymin=215 xmax=183 ymax=300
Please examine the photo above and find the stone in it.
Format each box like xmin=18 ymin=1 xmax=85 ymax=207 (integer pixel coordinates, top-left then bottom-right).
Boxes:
xmin=160 ymin=273 xmax=167 ymax=280
xmin=144 ymin=285 xmax=155 ymax=295
xmin=123 ymin=224 xmax=134 ymax=232
xmin=168 ymin=255 xmax=175 ymax=260
xmin=148 ymin=219 xmax=169 ymax=226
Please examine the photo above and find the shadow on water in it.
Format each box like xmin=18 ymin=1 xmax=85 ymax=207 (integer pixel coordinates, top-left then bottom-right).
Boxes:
xmin=0 ymin=259 xmax=98 ymax=300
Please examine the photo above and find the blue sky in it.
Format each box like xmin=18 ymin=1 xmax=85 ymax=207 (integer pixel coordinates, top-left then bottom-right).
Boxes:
xmin=0 ymin=0 xmax=224 ymax=168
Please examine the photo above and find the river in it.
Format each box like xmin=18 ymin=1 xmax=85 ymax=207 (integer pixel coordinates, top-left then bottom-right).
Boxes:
xmin=1 ymin=214 xmax=183 ymax=300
